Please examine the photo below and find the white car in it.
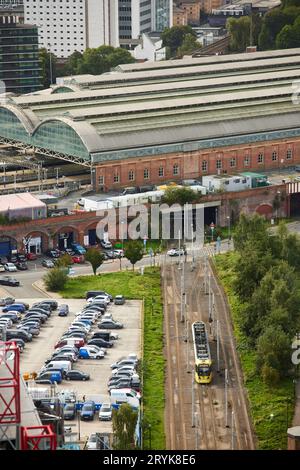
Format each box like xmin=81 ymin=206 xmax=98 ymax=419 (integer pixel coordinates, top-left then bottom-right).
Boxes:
xmin=87 ymin=295 xmax=110 ymax=305
xmin=76 ymin=314 xmax=97 ymax=324
xmin=167 ymin=248 xmax=185 ymax=257
xmin=79 ymin=345 xmax=105 ymax=359
xmin=69 ymin=322 xmax=91 ymax=332
xmin=100 ymin=240 xmax=112 ymax=249
xmin=113 ymin=249 xmax=124 ymax=257
xmin=99 ymin=403 xmax=112 ymax=421
xmin=0 ymin=264 xmax=5 ymax=273
xmin=4 ymin=263 xmax=17 ymax=272
xmin=111 ymin=365 xmax=136 ymax=376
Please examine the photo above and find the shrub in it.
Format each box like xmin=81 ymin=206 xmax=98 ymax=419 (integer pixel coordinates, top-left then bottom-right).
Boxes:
xmin=44 ymin=267 xmax=68 ymax=291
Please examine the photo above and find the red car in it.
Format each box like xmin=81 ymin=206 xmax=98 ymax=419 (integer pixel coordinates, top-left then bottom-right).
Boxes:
xmin=72 ymin=255 xmax=84 ymax=264
xmin=26 ymin=253 xmax=37 ymax=261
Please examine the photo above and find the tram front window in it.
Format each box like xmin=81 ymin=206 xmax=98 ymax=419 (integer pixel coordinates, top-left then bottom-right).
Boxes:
xmin=198 ymin=366 xmax=210 ymax=376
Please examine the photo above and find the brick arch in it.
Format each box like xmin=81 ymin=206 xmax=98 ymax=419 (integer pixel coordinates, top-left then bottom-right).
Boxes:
xmin=24 ymin=230 xmax=50 ymax=254
xmin=52 ymin=225 xmax=80 ymax=249
xmin=256 ymin=203 xmax=273 ymax=219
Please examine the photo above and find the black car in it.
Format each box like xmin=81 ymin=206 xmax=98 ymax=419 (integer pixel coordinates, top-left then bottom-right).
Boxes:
xmin=0 ymin=297 xmax=15 ymax=306
xmin=0 ymin=276 xmax=20 ymax=287
xmin=46 ymin=250 xmax=61 ymax=259
xmin=35 ymin=300 xmax=58 ymax=311
xmin=6 ymin=329 xmax=32 ymax=342
xmin=17 ymin=254 xmax=27 ymax=262
xmin=7 ymin=338 xmax=25 ymax=352
xmin=65 ymin=370 xmax=90 ymax=381
xmin=16 ymin=262 xmax=28 ymax=271
xmin=0 ymin=312 xmax=20 ymax=323
xmin=87 ymin=338 xmax=113 ymax=349
xmin=9 ymin=255 xmax=18 ymax=263
xmin=58 ymin=304 xmax=69 ymax=316
xmin=63 ymin=403 xmax=77 ymax=420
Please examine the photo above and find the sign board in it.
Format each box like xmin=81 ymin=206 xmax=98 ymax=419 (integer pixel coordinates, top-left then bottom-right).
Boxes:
xmin=83 ymin=235 xmax=89 ymax=246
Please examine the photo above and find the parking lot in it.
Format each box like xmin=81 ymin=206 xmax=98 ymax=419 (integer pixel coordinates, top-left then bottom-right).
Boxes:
xmin=16 ymin=297 xmax=142 ymax=442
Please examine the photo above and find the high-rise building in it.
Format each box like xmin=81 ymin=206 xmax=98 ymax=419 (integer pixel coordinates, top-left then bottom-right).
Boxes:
xmin=24 ymin=0 xmax=119 ymax=59
xmin=152 ymin=0 xmax=173 ymax=32
xmin=119 ymin=0 xmax=152 ymax=48
xmin=0 ymin=20 xmax=42 ymax=94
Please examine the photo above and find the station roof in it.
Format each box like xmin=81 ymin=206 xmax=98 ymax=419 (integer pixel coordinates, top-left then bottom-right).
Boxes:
xmin=2 ymin=48 xmax=300 ymax=163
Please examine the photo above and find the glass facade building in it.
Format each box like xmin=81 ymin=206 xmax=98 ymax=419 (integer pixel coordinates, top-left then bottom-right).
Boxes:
xmin=0 ymin=22 xmax=42 ymax=94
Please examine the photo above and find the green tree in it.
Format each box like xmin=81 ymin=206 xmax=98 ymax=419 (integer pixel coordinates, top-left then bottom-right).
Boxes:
xmin=77 ymin=45 xmax=135 ymax=75
xmin=162 ymin=187 xmax=198 ymax=206
xmin=258 ymin=9 xmax=293 ymax=50
xmin=256 ymin=326 xmax=291 ymax=380
xmin=55 ymin=253 xmax=73 ymax=268
xmin=227 ymin=16 xmax=251 ymax=52
xmin=85 ymin=248 xmax=105 ymax=275
xmin=112 ymin=403 xmax=138 ymax=450
xmin=177 ymin=33 xmax=201 ymax=57
xmin=161 ymin=25 xmax=196 ymax=56
xmin=58 ymin=50 xmax=83 ymax=76
xmin=233 ymin=213 xmax=269 ymax=253
xmin=43 ymin=267 xmax=68 ymax=292
xmin=276 ymin=17 xmax=300 ymax=48
xmin=124 ymin=240 xmax=144 ymax=271
xmin=39 ymin=48 xmax=57 ymax=88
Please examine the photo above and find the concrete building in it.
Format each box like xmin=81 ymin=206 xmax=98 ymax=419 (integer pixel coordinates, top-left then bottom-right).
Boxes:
xmin=2 ymin=49 xmax=300 ymax=192
xmin=133 ymin=33 xmax=166 ymax=62
xmin=199 ymin=0 xmax=224 ymax=14
xmin=173 ymin=5 xmax=188 ymax=26
xmin=24 ymin=0 xmax=119 ymax=59
xmin=209 ymin=0 xmax=281 ymax=27
xmin=177 ymin=1 xmax=201 ymax=25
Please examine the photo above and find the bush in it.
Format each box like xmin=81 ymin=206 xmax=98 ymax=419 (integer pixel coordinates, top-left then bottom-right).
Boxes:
xmin=43 ymin=267 xmax=68 ymax=291
xmin=261 ymin=365 xmax=280 ymax=386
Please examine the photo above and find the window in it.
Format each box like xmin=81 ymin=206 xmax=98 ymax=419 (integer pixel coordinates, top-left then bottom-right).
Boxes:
xmin=144 ymin=168 xmax=149 ymax=179
xmin=287 ymin=149 xmax=292 ymax=159
xmin=216 ymin=159 xmax=222 ymax=170
xmin=230 ymin=157 xmax=236 ymax=168
xmin=113 ymin=174 xmax=119 ymax=183
xmin=202 ymin=160 xmax=207 ymax=172
xmin=158 ymin=166 xmax=164 ymax=177
xmin=99 ymin=175 xmax=104 ymax=185
xmin=128 ymin=170 xmax=135 ymax=181
xmin=244 ymin=155 xmax=250 ymax=167
xmin=258 ymin=153 xmax=264 ymax=163
xmin=173 ymin=164 xmax=179 ymax=175
xmin=272 ymin=151 xmax=277 ymax=161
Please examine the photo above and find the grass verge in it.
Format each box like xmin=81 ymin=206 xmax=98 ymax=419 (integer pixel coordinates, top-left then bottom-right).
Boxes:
xmin=215 ymin=252 xmax=294 ymax=450
xmin=60 ymin=267 xmax=165 ymax=449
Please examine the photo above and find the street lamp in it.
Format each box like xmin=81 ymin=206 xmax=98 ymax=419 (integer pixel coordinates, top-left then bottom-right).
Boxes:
xmin=48 ymin=43 xmax=53 ymax=86
xmin=276 ymin=190 xmax=281 ymax=219
xmin=226 ymin=215 xmax=231 ymax=240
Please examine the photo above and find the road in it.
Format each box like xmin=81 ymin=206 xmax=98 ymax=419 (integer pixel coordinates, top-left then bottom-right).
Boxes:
xmin=163 ymin=254 xmax=255 ymax=450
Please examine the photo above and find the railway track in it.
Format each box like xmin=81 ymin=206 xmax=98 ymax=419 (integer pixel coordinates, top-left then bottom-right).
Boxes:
xmin=163 ymin=257 xmax=256 ymax=450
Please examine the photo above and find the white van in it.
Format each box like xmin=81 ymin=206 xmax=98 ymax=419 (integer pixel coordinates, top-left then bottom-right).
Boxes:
xmin=44 ymin=360 xmax=72 ymax=374
xmin=110 ymin=388 xmax=140 ymax=409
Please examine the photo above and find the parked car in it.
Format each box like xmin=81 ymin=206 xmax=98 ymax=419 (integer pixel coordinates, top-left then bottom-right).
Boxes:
xmin=3 ymin=303 xmax=25 ymax=313
xmin=113 ymin=249 xmax=124 ymax=258
xmin=6 ymin=329 xmax=32 ymax=342
xmin=167 ymin=248 xmax=185 ymax=257
xmin=16 ymin=301 xmax=29 ymax=310
xmin=17 ymin=254 xmax=27 ymax=262
xmin=80 ymin=401 xmax=95 ymax=420
xmin=16 ymin=262 xmax=28 ymax=271
xmin=92 ymin=331 xmax=119 ymax=341
xmin=46 ymin=250 xmax=60 ymax=259
xmin=0 ymin=312 xmax=20 ymax=323
xmin=114 ymin=295 xmax=125 ymax=305
xmin=99 ymin=403 xmax=112 ymax=421
xmin=58 ymin=304 xmax=69 ymax=317
xmin=35 ymin=370 xmax=62 ymax=384
xmin=34 ymin=300 xmax=58 ymax=311
xmin=51 ymin=350 xmax=78 ymax=362
xmin=0 ymin=276 xmax=20 ymax=287
xmin=0 ymin=297 xmax=14 ymax=306
xmin=63 ymin=403 xmax=77 ymax=420
xmin=72 ymin=255 xmax=84 ymax=263
xmin=87 ymin=295 xmax=110 ymax=305
xmin=7 ymin=338 xmax=25 ymax=352
xmin=26 ymin=252 xmax=37 ymax=261
xmin=42 ymin=259 xmax=55 ymax=268
xmin=9 ymin=255 xmax=18 ymax=263
xmin=4 ymin=263 xmax=17 ymax=272
xmin=71 ymin=243 xmax=86 ymax=255
xmin=85 ymin=290 xmax=113 ymax=301
xmin=87 ymin=338 xmax=113 ymax=349
xmin=0 ymin=264 xmax=5 ymax=272
xmin=86 ymin=433 xmax=101 ymax=450
xmin=78 ymin=346 xmax=105 ymax=359
xmin=111 ymin=357 xmax=138 ymax=369
xmin=98 ymin=319 xmax=123 ymax=329
xmin=17 ymin=325 xmax=40 ymax=336
xmin=0 ymin=318 xmax=13 ymax=328
xmin=100 ymin=240 xmax=112 ymax=249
